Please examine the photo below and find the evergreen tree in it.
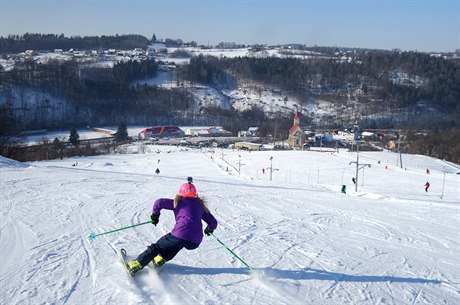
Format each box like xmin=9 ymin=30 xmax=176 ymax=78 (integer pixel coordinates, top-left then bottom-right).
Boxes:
xmin=52 ymin=137 xmax=65 ymax=159
xmin=115 ymin=123 xmax=129 ymax=142
xmin=69 ymin=127 xmax=80 ymax=146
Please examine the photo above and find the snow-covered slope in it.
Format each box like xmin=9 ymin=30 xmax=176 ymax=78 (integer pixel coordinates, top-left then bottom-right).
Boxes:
xmin=2 ymin=86 xmax=91 ymax=129
xmin=1 ymin=147 xmax=459 ymax=304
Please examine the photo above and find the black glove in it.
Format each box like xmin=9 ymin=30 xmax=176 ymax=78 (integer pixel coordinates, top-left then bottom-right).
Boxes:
xmin=151 ymin=213 xmax=160 ymax=226
xmin=204 ymin=226 xmax=214 ymax=236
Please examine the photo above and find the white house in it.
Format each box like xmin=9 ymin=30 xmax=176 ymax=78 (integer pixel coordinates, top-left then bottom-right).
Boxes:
xmin=248 ymin=127 xmax=259 ymax=136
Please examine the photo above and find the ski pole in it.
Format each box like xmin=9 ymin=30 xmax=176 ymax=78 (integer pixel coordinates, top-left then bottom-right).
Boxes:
xmin=210 ymin=232 xmax=253 ymax=271
xmin=88 ymin=220 xmax=152 ymax=240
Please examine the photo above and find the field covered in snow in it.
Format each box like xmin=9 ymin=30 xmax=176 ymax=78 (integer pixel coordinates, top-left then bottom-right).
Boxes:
xmin=1 ymin=146 xmax=459 ymax=304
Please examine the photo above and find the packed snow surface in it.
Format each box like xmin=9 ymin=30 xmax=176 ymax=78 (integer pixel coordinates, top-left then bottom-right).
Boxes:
xmin=1 ymin=147 xmax=459 ymax=305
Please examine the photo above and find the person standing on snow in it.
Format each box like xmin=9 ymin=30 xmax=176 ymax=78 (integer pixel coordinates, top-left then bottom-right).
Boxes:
xmin=127 ymin=177 xmax=218 ymax=274
xmin=425 ymin=181 xmax=430 ymax=192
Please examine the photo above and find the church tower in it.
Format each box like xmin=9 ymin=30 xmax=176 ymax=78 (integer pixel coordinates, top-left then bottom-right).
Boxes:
xmin=293 ymin=111 xmax=300 ymax=126
xmin=288 ymin=111 xmax=306 ymax=148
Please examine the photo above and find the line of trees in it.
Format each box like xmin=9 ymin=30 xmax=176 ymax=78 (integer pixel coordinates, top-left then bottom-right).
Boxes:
xmin=405 ymin=129 xmax=460 ymax=164
xmin=1 ymin=56 xmax=275 ymax=133
xmin=1 ymin=57 xmax=196 ymax=130
xmin=0 ymin=33 xmax=150 ymax=53
xmin=1 ymin=122 xmax=132 ymax=162
xmin=4 ymin=47 xmax=458 ymax=133
xmin=178 ymin=52 xmax=460 ymax=114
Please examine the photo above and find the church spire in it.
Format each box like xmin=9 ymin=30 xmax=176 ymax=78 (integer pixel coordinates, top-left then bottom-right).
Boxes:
xmin=293 ymin=111 xmax=300 ymax=126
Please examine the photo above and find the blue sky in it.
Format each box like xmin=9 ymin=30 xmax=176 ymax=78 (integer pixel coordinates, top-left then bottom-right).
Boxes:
xmin=1 ymin=0 xmax=458 ymax=52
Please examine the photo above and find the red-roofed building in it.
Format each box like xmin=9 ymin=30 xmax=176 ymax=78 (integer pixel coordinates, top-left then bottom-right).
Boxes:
xmin=288 ymin=111 xmax=306 ymax=148
xmin=138 ymin=126 xmax=185 ymax=139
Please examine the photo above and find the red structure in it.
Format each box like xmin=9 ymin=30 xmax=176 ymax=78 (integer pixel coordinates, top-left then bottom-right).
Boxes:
xmin=139 ymin=126 xmax=185 ymax=139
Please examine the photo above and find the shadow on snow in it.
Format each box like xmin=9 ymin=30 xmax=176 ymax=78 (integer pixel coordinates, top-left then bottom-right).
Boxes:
xmin=164 ymin=264 xmax=442 ymax=285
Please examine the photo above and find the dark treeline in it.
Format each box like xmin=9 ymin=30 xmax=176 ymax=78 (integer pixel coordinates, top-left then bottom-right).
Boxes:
xmin=0 ymin=56 xmax=256 ymax=134
xmin=0 ymin=33 xmax=150 ymax=53
xmin=3 ymin=58 xmax=159 ymax=93
xmin=1 ymin=58 xmax=197 ymax=129
xmin=3 ymin=50 xmax=460 ymax=128
xmin=405 ymin=129 xmax=460 ymax=164
xmin=113 ymin=59 xmax=159 ymax=83
xmin=178 ymin=52 xmax=460 ymax=114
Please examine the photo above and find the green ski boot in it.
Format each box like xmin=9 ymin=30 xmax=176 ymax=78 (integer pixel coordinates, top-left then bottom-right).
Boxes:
xmin=126 ymin=260 xmax=143 ymax=275
xmin=152 ymin=255 xmax=166 ymax=268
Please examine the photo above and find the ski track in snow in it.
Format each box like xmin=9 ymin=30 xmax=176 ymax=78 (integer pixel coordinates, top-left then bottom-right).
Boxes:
xmin=1 ymin=149 xmax=459 ymax=305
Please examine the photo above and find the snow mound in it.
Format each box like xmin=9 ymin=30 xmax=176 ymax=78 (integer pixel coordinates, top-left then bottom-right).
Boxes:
xmin=0 ymin=156 xmax=30 ymax=168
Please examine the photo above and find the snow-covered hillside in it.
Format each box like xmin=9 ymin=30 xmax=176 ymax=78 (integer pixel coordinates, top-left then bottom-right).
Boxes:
xmin=1 ymin=147 xmax=459 ymax=305
xmin=4 ymin=46 xmax=444 ymax=128
xmin=3 ymin=87 xmax=92 ymax=127
xmin=0 ymin=46 xmax=337 ymax=125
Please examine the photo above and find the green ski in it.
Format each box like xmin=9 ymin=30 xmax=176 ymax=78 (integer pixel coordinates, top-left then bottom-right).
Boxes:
xmin=118 ymin=248 xmax=135 ymax=283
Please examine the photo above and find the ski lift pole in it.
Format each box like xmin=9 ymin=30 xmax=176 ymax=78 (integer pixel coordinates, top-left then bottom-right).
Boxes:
xmin=210 ymin=232 xmax=253 ymax=271
xmin=88 ymin=220 xmax=152 ymax=240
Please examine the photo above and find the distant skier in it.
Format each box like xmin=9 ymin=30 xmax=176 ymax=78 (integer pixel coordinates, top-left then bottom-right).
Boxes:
xmin=425 ymin=181 xmax=430 ymax=192
xmin=155 ymin=168 xmax=160 ymax=174
xmin=352 ymin=177 xmax=356 ymax=185
xmin=126 ymin=178 xmax=218 ymax=274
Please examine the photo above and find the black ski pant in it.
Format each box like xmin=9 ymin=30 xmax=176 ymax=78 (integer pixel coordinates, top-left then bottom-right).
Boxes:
xmin=136 ymin=233 xmax=199 ymax=267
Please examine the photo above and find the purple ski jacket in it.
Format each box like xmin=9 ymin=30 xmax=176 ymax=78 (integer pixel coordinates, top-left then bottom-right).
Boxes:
xmin=152 ymin=197 xmax=218 ymax=245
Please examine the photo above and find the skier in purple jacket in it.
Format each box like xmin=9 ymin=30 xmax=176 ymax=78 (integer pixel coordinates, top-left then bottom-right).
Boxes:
xmin=127 ymin=178 xmax=218 ymax=274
